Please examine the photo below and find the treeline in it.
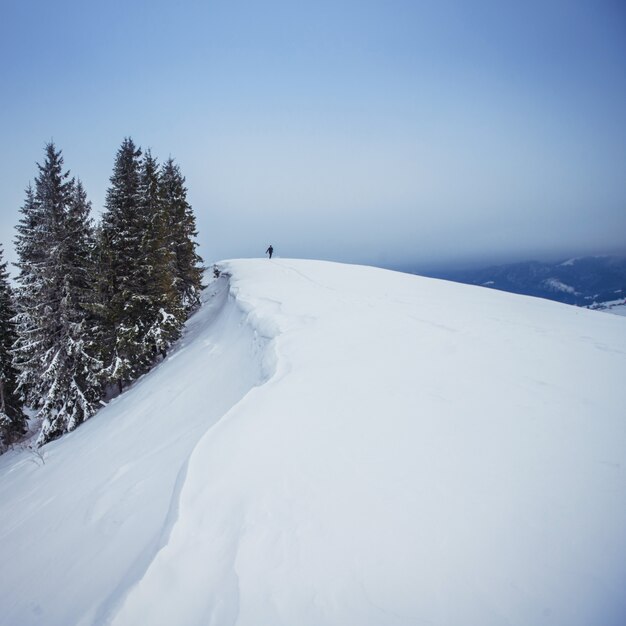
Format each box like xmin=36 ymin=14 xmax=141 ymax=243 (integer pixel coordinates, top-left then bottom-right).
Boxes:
xmin=0 ymin=138 xmax=203 ymax=450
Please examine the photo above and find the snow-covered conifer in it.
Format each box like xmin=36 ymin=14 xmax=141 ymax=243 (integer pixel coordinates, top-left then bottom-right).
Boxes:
xmin=97 ymin=138 xmax=151 ymax=391
xmin=13 ymin=145 xmax=73 ymax=410
xmin=138 ymin=150 xmax=184 ymax=359
xmin=36 ymin=180 xmax=102 ymax=443
xmin=12 ymin=184 xmax=45 ymax=405
xmin=160 ymin=158 xmax=204 ymax=313
xmin=0 ymin=246 xmax=27 ymax=449
xmin=13 ymin=144 xmax=101 ymax=445
xmin=97 ymin=142 xmax=193 ymax=392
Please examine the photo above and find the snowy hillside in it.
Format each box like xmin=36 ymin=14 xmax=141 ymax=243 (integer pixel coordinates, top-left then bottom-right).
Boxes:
xmin=1 ymin=259 xmax=625 ymax=626
xmin=590 ymin=298 xmax=626 ymax=317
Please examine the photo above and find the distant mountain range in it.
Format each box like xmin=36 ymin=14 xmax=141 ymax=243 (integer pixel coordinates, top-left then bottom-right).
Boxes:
xmin=425 ymin=256 xmax=626 ymax=307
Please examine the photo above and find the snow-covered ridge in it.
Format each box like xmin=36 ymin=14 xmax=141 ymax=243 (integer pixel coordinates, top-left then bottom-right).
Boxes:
xmin=588 ymin=297 xmax=626 ymax=317
xmin=1 ymin=259 xmax=625 ymax=626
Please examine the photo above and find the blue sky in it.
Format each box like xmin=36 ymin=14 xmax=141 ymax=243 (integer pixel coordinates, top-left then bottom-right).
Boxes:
xmin=1 ymin=0 xmax=625 ymax=271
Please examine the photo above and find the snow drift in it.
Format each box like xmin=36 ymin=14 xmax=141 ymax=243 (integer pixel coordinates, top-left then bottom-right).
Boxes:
xmin=0 ymin=259 xmax=625 ymax=626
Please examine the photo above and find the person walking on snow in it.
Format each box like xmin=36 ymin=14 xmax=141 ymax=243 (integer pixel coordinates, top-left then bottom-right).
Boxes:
xmin=266 ymin=244 xmax=274 ymax=259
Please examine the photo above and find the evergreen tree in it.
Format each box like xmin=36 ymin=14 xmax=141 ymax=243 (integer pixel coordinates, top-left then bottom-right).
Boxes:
xmin=160 ymin=158 xmax=204 ymax=312
xmin=97 ymin=141 xmax=196 ymax=393
xmin=98 ymin=137 xmax=151 ymax=391
xmin=13 ymin=145 xmax=73 ymax=410
xmin=36 ymin=180 xmax=102 ymax=443
xmin=8 ymin=140 xmax=204 ymax=448
xmin=0 ymin=246 xmax=27 ymax=449
xmin=138 ymin=150 xmax=184 ymax=359
xmin=13 ymin=144 xmax=101 ymax=445
xmin=12 ymin=184 xmax=45 ymax=405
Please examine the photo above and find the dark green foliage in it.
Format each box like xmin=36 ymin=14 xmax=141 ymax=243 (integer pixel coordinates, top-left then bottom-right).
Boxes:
xmin=160 ymin=158 xmax=204 ymax=312
xmin=96 ymin=140 xmax=197 ymax=390
xmin=7 ymin=138 xmax=205 ymax=449
xmin=13 ymin=144 xmax=101 ymax=445
xmin=96 ymin=138 xmax=148 ymax=388
xmin=0 ymin=246 xmax=27 ymax=449
xmin=138 ymin=151 xmax=185 ymax=358
xmin=36 ymin=180 xmax=102 ymax=443
xmin=12 ymin=184 xmax=45 ymax=406
xmin=13 ymin=144 xmax=74 ymax=410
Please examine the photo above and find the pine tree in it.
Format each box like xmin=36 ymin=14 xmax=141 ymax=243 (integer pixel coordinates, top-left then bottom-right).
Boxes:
xmin=97 ymin=141 xmax=196 ymax=393
xmin=97 ymin=138 xmax=151 ymax=391
xmin=160 ymin=158 xmax=204 ymax=313
xmin=0 ymin=245 xmax=27 ymax=449
xmin=13 ymin=145 xmax=73 ymax=411
xmin=138 ymin=150 xmax=184 ymax=359
xmin=36 ymin=180 xmax=102 ymax=443
xmin=12 ymin=184 xmax=45 ymax=406
xmin=13 ymin=144 xmax=101 ymax=445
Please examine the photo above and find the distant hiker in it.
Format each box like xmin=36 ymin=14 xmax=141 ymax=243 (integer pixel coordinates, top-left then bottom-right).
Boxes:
xmin=266 ymin=244 xmax=274 ymax=259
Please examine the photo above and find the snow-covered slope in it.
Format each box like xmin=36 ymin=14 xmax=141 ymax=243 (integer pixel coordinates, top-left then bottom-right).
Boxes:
xmin=1 ymin=259 xmax=625 ymax=626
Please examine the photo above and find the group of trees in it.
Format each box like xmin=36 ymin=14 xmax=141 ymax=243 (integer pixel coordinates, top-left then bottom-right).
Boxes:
xmin=0 ymin=139 xmax=203 ymax=450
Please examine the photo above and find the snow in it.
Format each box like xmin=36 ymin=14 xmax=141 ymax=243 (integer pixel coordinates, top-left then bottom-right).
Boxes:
xmin=588 ymin=298 xmax=626 ymax=317
xmin=543 ymin=277 xmax=578 ymax=294
xmin=1 ymin=259 xmax=625 ymax=626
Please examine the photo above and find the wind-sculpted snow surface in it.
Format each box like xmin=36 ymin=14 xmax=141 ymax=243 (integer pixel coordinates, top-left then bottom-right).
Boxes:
xmin=0 ymin=275 xmax=267 ymax=626
xmin=111 ymin=259 xmax=626 ymax=626
xmin=1 ymin=260 xmax=625 ymax=626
